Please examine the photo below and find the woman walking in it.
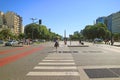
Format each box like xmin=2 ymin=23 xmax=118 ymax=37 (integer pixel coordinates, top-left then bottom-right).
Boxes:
xmin=54 ymin=39 xmax=59 ymax=52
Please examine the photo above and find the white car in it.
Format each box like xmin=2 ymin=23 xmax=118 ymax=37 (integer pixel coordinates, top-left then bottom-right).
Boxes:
xmin=5 ymin=40 xmax=18 ymax=46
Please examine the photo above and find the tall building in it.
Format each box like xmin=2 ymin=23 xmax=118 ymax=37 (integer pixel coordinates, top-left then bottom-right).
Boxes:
xmin=5 ymin=11 xmax=23 ymax=35
xmin=96 ymin=17 xmax=107 ymax=25
xmin=0 ymin=12 xmax=4 ymax=25
xmin=107 ymin=11 xmax=120 ymax=33
xmin=107 ymin=14 xmax=112 ymax=31
xmin=96 ymin=11 xmax=120 ymax=33
xmin=0 ymin=11 xmax=23 ymax=35
xmin=0 ymin=11 xmax=8 ymax=31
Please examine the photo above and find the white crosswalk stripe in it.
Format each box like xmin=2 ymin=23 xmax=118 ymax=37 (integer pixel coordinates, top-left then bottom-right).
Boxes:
xmin=42 ymin=60 xmax=74 ymax=61
xmin=27 ymin=72 xmax=79 ymax=76
xmin=34 ymin=66 xmax=77 ymax=69
xmin=38 ymin=62 xmax=75 ymax=65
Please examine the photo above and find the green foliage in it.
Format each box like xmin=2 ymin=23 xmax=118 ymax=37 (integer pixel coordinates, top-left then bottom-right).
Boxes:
xmin=113 ymin=33 xmax=120 ymax=41
xmin=70 ymin=31 xmax=83 ymax=40
xmin=82 ymin=23 xmax=111 ymax=40
xmin=0 ymin=23 xmax=61 ymax=41
xmin=24 ymin=23 xmax=62 ymax=40
xmin=0 ymin=28 xmax=13 ymax=40
xmin=18 ymin=33 xmax=25 ymax=40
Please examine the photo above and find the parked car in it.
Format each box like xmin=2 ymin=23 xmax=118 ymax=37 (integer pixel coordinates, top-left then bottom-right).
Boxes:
xmin=0 ymin=40 xmax=4 ymax=44
xmin=39 ymin=39 xmax=46 ymax=42
xmin=5 ymin=40 xmax=18 ymax=46
xmin=94 ymin=38 xmax=103 ymax=42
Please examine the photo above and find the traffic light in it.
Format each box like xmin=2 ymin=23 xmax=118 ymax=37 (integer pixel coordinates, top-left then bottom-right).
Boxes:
xmin=39 ymin=19 xmax=42 ymax=24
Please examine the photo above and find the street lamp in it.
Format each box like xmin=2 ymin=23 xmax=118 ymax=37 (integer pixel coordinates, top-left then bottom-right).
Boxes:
xmin=111 ymin=28 xmax=113 ymax=45
xmin=30 ymin=18 xmax=37 ymax=40
xmin=110 ymin=19 xmax=114 ymax=45
xmin=30 ymin=18 xmax=37 ymax=23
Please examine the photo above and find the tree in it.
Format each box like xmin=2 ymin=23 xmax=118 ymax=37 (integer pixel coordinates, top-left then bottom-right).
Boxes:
xmin=39 ymin=25 xmax=49 ymax=39
xmin=113 ymin=33 xmax=120 ymax=41
xmin=0 ymin=28 xmax=13 ymax=40
xmin=18 ymin=33 xmax=25 ymax=40
xmin=24 ymin=23 xmax=40 ymax=39
xmin=82 ymin=23 xmax=110 ymax=40
xmin=94 ymin=23 xmax=107 ymax=39
xmin=83 ymin=25 xmax=95 ymax=39
xmin=24 ymin=23 xmax=62 ymax=40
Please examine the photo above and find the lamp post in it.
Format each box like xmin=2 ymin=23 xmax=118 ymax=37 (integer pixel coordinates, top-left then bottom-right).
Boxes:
xmin=30 ymin=18 xmax=37 ymax=40
xmin=69 ymin=34 xmax=72 ymax=45
xmin=111 ymin=27 xmax=113 ymax=45
xmin=110 ymin=17 xmax=114 ymax=45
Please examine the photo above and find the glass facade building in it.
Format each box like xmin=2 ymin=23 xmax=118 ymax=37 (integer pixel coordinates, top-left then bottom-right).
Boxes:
xmin=96 ymin=11 xmax=120 ymax=33
xmin=96 ymin=17 xmax=107 ymax=24
xmin=107 ymin=11 xmax=120 ymax=33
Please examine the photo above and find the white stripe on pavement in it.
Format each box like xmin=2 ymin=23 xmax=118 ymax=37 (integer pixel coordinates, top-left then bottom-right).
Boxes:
xmin=34 ymin=66 xmax=77 ymax=69
xmin=27 ymin=72 xmax=79 ymax=76
xmin=42 ymin=60 xmax=74 ymax=61
xmin=38 ymin=62 xmax=75 ymax=65
xmin=45 ymin=57 xmax=73 ymax=59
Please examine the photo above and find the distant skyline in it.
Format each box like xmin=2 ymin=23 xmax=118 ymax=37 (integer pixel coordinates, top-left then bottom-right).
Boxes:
xmin=0 ymin=0 xmax=120 ymax=37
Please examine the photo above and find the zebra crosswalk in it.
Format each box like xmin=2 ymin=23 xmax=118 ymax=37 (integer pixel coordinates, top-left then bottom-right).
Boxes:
xmin=26 ymin=53 xmax=80 ymax=80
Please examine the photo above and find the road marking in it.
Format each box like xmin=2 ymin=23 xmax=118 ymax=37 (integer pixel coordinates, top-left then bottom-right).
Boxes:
xmin=42 ymin=60 xmax=74 ymax=61
xmin=81 ymin=65 xmax=120 ymax=69
xmin=34 ymin=66 xmax=77 ymax=69
xmin=27 ymin=72 xmax=79 ymax=76
xmin=26 ymin=53 xmax=80 ymax=77
xmin=38 ymin=62 xmax=75 ymax=65
xmin=45 ymin=57 xmax=73 ymax=59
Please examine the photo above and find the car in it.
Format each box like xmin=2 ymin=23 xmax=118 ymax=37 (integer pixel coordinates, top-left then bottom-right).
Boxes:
xmin=39 ymin=39 xmax=46 ymax=42
xmin=5 ymin=40 xmax=18 ymax=46
xmin=94 ymin=38 xmax=103 ymax=42
xmin=0 ymin=40 xmax=4 ymax=44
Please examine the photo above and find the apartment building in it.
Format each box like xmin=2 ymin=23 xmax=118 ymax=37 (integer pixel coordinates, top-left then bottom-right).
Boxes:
xmin=5 ymin=11 xmax=23 ymax=35
xmin=0 ymin=12 xmax=3 ymax=25
xmin=0 ymin=12 xmax=8 ymax=31
xmin=0 ymin=11 xmax=23 ymax=35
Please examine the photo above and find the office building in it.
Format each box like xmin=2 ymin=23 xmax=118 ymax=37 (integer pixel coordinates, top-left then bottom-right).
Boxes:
xmin=107 ymin=11 xmax=120 ymax=33
xmin=96 ymin=17 xmax=107 ymax=25
xmin=96 ymin=11 xmax=120 ymax=33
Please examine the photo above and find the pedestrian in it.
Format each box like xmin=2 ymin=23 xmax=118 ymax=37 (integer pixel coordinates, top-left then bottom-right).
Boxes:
xmin=54 ymin=39 xmax=59 ymax=52
xmin=79 ymin=39 xmax=81 ymax=44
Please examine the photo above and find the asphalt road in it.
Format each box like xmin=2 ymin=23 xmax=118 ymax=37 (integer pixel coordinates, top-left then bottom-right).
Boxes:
xmin=1 ymin=41 xmax=120 ymax=80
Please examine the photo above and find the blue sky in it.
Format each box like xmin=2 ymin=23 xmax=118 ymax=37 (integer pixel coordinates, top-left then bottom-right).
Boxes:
xmin=0 ymin=0 xmax=120 ymax=37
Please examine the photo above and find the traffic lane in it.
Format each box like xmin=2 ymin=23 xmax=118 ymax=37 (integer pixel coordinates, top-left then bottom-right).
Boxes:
xmin=0 ymin=46 xmax=31 ymax=54
xmin=0 ymin=46 xmax=18 ymax=51
xmin=0 ymin=46 xmax=52 ymax=80
xmin=71 ymin=45 xmax=120 ymax=66
xmin=0 ymin=46 xmax=32 ymax=58
xmin=0 ymin=43 xmax=53 ymax=58
xmin=0 ymin=46 xmax=44 ymax=67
